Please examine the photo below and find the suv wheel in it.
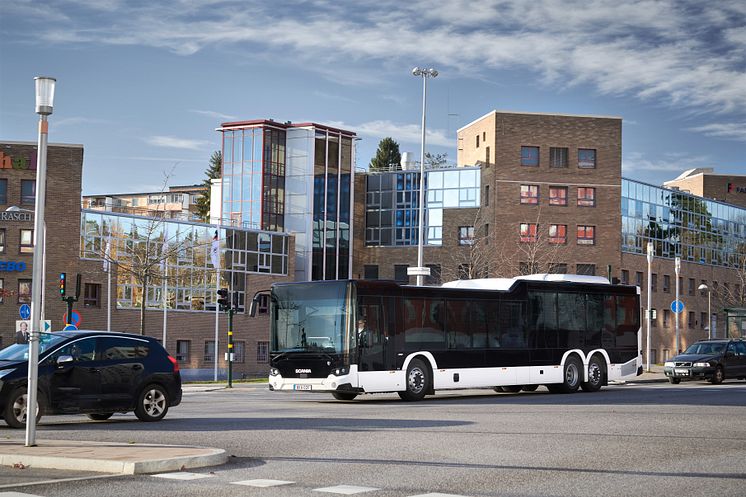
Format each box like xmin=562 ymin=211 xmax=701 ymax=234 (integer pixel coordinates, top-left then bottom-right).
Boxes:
xmin=3 ymin=388 xmax=44 ymax=429
xmin=135 ymin=384 xmax=169 ymax=422
xmin=710 ymin=366 xmax=724 ymax=385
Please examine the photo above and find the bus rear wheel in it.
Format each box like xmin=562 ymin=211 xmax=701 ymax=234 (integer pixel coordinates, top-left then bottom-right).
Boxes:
xmin=581 ymin=356 xmax=605 ymax=392
xmin=398 ymin=358 xmax=430 ymax=401
xmin=331 ymin=392 xmax=357 ymax=401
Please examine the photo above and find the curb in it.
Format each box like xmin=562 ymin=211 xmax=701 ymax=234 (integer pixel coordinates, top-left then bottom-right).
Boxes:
xmin=0 ymin=445 xmax=228 ymax=475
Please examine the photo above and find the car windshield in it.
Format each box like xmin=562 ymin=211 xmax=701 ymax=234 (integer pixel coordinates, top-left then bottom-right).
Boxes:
xmin=683 ymin=342 xmax=726 ymax=355
xmin=0 ymin=333 xmax=68 ymax=361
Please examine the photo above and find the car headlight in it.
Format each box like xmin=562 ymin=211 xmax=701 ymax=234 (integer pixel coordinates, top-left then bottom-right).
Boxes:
xmin=664 ymin=361 xmax=675 ymax=367
xmin=0 ymin=369 xmax=15 ymax=379
xmin=693 ymin=362 xmax=711 ymax=367
xmin=269 ymin=367 xmax=280 ymax=376
xmin=332 ymin=367 xmax=349 ymax=376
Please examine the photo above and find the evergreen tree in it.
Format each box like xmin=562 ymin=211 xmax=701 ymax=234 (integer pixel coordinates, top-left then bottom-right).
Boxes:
xmin=369 ymin=137 xmax=401 ymax=171
xmin=195 ymin=150 xmax=222 ymax=222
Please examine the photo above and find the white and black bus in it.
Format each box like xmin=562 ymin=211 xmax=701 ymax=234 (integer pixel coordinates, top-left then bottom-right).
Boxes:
xmin=252 ymin=274 xmax=642 ymax=401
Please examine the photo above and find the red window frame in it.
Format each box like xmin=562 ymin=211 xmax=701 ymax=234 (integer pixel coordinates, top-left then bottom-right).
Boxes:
xmin=520 ymin=223 xmax=538 ymax=243
xmin=520 ymin=184 xmax=539 ymax=204
xmin=577 ymin=187 xmax=596 ymax=207
xmin=577 ymin=225 xmax=595 ymax=245
xmin=549 ymin=224 xmax=567 ymax=244
xmin=549 ymin=186 xmax=567 ymax=206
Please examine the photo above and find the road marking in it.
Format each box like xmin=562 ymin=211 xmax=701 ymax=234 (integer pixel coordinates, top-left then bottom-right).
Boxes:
xmin=409 ymin=494 xmax=471 ymax=497
xmin=313 ymin=484 xmax=380 ymax=494
xmin=0 ymin=493 xmax=47 ymax=497
xmin=151 ymin=472 xmax=213 ymax=480
xmin=231 ymin=479 xmax=295 ymax=487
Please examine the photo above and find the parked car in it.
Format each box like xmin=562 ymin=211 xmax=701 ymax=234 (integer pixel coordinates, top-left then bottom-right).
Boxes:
xmin=0 ymin=330 xmax=182 ymax=428
xmin=664 ymin=338 xmax=746 ymax=384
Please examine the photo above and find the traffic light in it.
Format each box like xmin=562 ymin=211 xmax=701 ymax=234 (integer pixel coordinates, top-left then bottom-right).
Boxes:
xmin=217 ymin=288 xmax=231 ymax=311
xmin=59 ymin=272 xmax=66 ymax=297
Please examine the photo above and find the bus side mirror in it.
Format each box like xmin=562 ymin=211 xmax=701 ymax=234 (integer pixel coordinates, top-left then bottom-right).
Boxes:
xmin=249 ymin=298 xmax=258 ymax=317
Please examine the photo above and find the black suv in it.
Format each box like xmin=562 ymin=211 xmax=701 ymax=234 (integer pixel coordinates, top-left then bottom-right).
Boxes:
xmin=0 ymin=331 xmax=182 ymax=428
xmin=664 ymin=338 xmax=746 ymax=384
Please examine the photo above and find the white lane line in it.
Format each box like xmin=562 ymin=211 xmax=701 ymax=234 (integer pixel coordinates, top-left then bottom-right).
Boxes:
xmin=0 ymin=492 xmax=47 ymax=497
xmin=231 ymin=479 xmax=295 ymax=487
xmin=151 ymin=472 xmax=213 ymax=480
xmin=408 ymin=493 xmax=471 ymax=497
xmin=313 ymin=484 xmax=380 ymax=494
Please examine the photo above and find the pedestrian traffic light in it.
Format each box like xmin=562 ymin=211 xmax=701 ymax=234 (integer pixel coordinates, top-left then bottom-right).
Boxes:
xmin=217 ymin=288 xmax=231 ymax=311
xmin=59 ymin=272 xmax=66 ymax=297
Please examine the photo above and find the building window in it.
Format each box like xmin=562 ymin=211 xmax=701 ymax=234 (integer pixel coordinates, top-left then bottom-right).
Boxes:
xmin=394 ymin=264 xmax=409 ymax=283
xmin=485 ymin=146 xmax=490 ymax=165
xmin=663 ymin=309 xmax=670 ymax=327
xmin=521 ymin=146 xmax=539 ymax=167
xmin=233 ymin=341 xmax=245 ymax=363
xmin=20 ymin=229 xmax=33 ymax=253
xmin=519 ymin=223 xmax=538 ymax=243
xmin=576 ymin=264 xmax=596 ymax=276
xmin=257 ymin=341 xmax=269 ymax=363
xmin=688 ymin=278 xmax=695 ymax=296
xmin=363 ymin=265 xmax=379 ymax=280
xmin=688 ymin=311 xmax=695 ymax=329
xmin=549 ymin=186 xmax=567 ymax=206
xmin=549 ymin=224 xmax=567 ymax=244
xmin=484 ymin=223 xmax=489 ymax=245
xmin=519 ymin=262 xmax=539 ymax=275
xmin=651 ymin=273 xmax=657 ymax=292
xmin=176 ymin=340 xmax=190 ymax=362
xmin=621 ymin=270 xmax=629 ymax=285
xmin=204 ymin=341 xmax=215 ymax=362
xmin=663 ymin=275 xmax=671 ymax=293
xmin=576 ymin=225 xmax=595 ymax=245
xmin=458 ymin=226 xmax=475 ymax=245
xmin=458 ymin=263 xmax=472 ymax=279
xmin=548 ymin=263 xmax=568 ymax=274
xmin=0 ymin=179 xmax=6 ymax=205
xmin=700 ymin=312 xmax=706 ymax=330
xmin=652 ymin=309 xmax=658 ymax=327
xmin=18 ymin=279 xmax=31 ymax=304
xmin=578 ymin=148 xmax=596 ymax=168
xmin=476 ymin=135 xmax=480 ymax=148
xmin=0 ymin=229 xmax=5 ymax=253
xmin=83 ymin=283 xmax=101 ymax=308
xmin=484 ymin=185 xmax=489 ymax=206
xmin=255 ymin=294 xmax=269 ymax=314
xmin=425 ymin=264 xmax=441 ymax=286
xmin=636 ymin=271 xmax=643 ymax=287
xmin=21 ymin=180 xmax=35 ymax=205
xmin=0 ymin=278 xmax=3 ymax=304
xmin=577 ymin=187 xmax=596 ymax=207
xmin=520 ymin=184 xmax=539 ymax=204
xmin=550 ymin=147 xmax=568 ymax=168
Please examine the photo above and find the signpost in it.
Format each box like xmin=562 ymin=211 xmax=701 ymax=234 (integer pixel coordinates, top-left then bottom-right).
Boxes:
xmin=62 ymin=310 xmax=82 ymax=328
xmin=19 ymin=304 xmax=31 ymax=320
xmin=670 ymin=300 xmax=685 ymax=314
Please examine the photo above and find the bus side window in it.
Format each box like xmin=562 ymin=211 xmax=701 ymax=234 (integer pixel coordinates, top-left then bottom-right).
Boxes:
xmin=470 ymin=301 xmax=490 ymax=348
xmin=586 ymin=293 xmax=604 ymax=348
xmin=499 ymin=301 xmax=524 ymax=348
xmin=446 ymin=300 xmax=470 ymax=349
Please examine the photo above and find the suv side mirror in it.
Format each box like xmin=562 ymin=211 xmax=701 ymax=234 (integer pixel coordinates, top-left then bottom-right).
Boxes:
xmin=56 ymin=355 xmax=73 ymax=366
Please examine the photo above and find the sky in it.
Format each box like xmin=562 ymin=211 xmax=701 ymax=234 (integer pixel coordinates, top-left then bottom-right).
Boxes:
xmin=1 ymin=0 xmax=745 ymax=196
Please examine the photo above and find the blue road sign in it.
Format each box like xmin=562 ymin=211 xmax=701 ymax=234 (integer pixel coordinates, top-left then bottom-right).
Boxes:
xmin=671 ymin=300 xmax=685 ymax=314
xmin=63 ymin=324 xmax=78 ymax=331
xmin=19 ymin=304 xmax=30 ymax=320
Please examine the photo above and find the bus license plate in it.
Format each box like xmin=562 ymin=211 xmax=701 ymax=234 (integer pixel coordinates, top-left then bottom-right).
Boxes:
xmin=294 ymin=384 xmax=312 ymax=391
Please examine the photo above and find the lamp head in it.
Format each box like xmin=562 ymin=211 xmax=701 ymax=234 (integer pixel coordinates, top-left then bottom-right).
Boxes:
xmin=698 ymin=284 xmax=709 ymax=291
xmin=34 ymin=76 xmax=56 ymax=115
xmin=429 ymin=68 xmax=438 ymax=77
xmin=412 ymin=67 xmax=422 ymax=76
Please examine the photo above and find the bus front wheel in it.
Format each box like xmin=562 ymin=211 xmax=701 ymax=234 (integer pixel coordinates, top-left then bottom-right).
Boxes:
xmin=549 ymin=356 xmax=582 ymax=394
xmin=398 ymin=358 xmax=430 ymax=401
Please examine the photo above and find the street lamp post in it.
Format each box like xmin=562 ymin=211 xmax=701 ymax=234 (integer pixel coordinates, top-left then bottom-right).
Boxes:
xmin=410 ymin=67 xmax=438 ymax=286
xmin=646 ymin=242 xmax=653 ymax=372
xmin=698 ymin=283 xmax=712 ymax=339
xmin=674 ymin=256 xmax=681 ymax=354
xmin=26 ymin=76 xmax=55 ymax=447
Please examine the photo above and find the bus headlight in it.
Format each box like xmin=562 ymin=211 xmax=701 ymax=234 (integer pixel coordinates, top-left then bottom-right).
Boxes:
xmin=333 ymin=367 xmax=348 ymax=376
xmin=269 ymin=367 xmax=280 ymax=376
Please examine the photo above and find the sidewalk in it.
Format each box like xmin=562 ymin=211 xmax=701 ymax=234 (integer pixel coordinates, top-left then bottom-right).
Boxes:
xmin=614 ymin=364 xmax=668 ymax=384
xmin=0 ymin=439 xmax=227 ymax=475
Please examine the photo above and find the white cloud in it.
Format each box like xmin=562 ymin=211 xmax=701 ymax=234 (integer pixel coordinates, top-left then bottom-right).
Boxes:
xmin=622 ymin=152 xmax=712 ymax=173
xmin=189 ymin=109 xmax=238 ymax=121
xmin=687 ymin=123 xmax=746 ymax=142
xmin=54 ymin=116 xmax=111 ymax=128
xmin=328 ymin=119 xmax=453 ymax=148
xmin=145 ymin=135 xmax=211 ymax=151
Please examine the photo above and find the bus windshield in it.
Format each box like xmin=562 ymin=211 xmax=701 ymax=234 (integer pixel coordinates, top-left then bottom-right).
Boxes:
xmin=271 ymin=281 xmax=353 ymax=355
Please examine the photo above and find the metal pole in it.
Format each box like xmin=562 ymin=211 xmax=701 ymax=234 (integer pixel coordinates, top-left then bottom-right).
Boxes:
xmin=107 ymin=265 xmax=112 ymax=331
xmin=26 ymin=114 xmax=49 ymax=446
xmin=162 ymin=264 xmax=168 ymax=344
xmin=675 ymin=256 xmax=681 ymax=353
xmin=708 ymin=290 xmax=712 ymax=339
xmin=646 ymin=243 xmax=653 ymax=372
xmin=214 ymin=226 xmax=220 ymax=381
xmin=416 ymin=73 xmax=428 ymax=287
xmin=227 ymin=308 xmax=234 ymax=388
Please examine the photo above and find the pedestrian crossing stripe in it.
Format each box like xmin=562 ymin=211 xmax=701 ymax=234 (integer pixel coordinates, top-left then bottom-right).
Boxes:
xmin=230 ymin=479 xmax=295 ymax=487
xmin=313 ymin=484 xmax=379 ymax=494
xmin=151 ymin=472 xmax=213 ymax=480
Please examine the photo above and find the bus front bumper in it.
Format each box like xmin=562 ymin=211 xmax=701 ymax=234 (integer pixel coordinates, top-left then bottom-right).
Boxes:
xmin=268 ymin=371 xmax=362 ymax=393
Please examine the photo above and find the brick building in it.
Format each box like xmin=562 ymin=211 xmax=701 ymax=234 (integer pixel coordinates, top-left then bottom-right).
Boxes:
xmin=663 ymin=168 xmax=746 ymax=209
xmin=1 ymin=141 xmax=294 ymax=379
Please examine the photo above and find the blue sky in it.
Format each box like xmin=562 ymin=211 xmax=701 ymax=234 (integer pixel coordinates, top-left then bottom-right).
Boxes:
xmin=1 ymin=0 xmax=744 ymax=195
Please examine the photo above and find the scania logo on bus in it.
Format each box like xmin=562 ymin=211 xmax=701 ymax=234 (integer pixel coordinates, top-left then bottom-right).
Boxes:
xmin=295 ymin=368 xmax=312 ymax=374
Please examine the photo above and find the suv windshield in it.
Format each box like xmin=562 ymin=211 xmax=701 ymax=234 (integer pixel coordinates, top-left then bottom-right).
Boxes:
xmin=683 ymin=342 xmax=726 ymax=355
xmin=0 ymin=333 xmax=68 ymax=361
xmin=271 ymin=281 xmax=353 ymax=355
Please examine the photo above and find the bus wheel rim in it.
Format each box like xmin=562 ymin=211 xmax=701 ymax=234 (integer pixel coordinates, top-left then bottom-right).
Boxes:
xmin=408 ymin=368 xmax=425 ymax=393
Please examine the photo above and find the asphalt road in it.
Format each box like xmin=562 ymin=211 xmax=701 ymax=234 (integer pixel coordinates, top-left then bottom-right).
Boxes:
xmin=1 ymin=380 xmax=745 ymax=497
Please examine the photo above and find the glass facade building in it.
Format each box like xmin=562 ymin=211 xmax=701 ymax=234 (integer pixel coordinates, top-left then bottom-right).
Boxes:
xmin=365 ymin=167 xmax=480 ymax=247
xmin=80 ymin=210 xmax=288 ymax=312
xmin=622 ymin=178 xmax=746 ymax=267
